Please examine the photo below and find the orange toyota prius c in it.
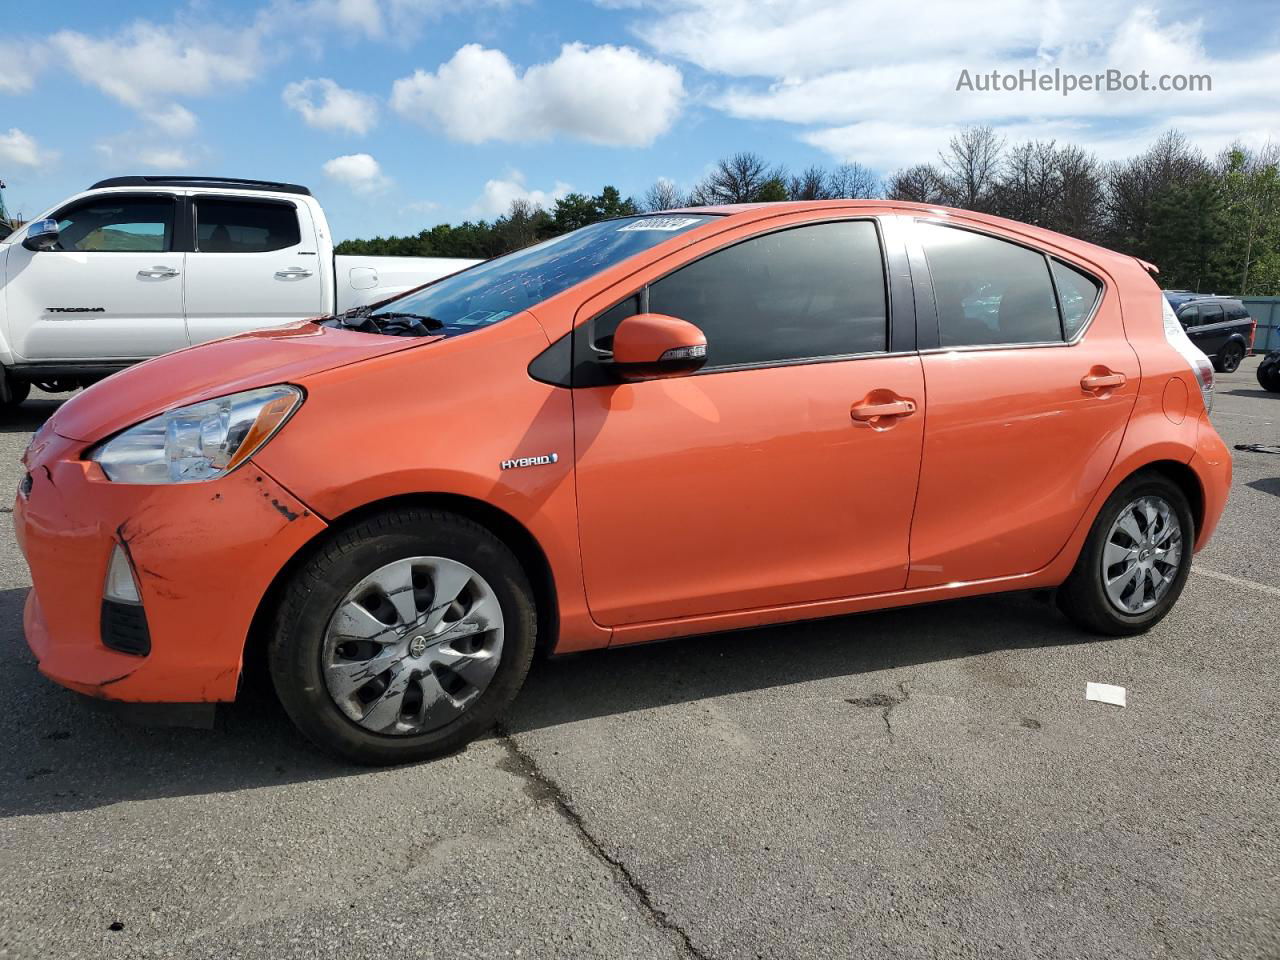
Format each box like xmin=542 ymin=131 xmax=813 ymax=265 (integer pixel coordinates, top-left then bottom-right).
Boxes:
xmin=16 ymin=201 xmax=1231 ymax=764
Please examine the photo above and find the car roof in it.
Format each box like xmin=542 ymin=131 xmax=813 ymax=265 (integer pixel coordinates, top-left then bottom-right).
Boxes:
xmin=666 ymin=199 xmax=1137 ymax=271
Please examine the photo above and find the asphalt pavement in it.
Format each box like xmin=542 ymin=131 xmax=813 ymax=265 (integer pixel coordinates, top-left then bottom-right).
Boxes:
xmin=0 ymin=360 xmax=1276 ymax=959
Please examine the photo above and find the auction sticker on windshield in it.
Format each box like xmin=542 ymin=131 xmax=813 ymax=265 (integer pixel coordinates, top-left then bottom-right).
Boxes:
xmin=618 ymin=217 xmax=704 ymax=232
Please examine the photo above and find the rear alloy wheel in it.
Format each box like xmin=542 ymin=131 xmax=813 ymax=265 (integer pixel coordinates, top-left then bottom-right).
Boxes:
xmin=1057 ymin=474 xmax=1194 ymax=636
xmin=270 ymin=508 xmax=536 ymax=765
xmin=1214 ymin=341 xmax=1244 ymax=374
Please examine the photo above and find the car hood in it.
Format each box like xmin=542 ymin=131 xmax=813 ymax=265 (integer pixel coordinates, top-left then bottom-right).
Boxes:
xmin=49 ymin=321 xmax=439 ymax=442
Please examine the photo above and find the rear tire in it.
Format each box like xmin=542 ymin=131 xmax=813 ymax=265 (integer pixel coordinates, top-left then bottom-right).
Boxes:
xmin=1214 ymin=341 xmax=1244 ymax=374
xmin=1057 ymin=473 xmax=1195 ymax=636
xmin=269 ymin=508 xmax=536 ymax=765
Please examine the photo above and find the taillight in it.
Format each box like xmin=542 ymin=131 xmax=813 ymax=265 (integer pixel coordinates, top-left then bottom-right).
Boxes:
xmin=1162 ymin=297 xmax=1214 ymax=414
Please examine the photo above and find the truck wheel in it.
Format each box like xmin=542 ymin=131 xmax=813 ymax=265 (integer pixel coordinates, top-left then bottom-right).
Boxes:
xmin=1213 ymin=341 xmax=1244 ymax=374
xmin=1057 ymin=473 xmax=1194 ymax=637
xmin=269 ymin=507 xmax=537 ymax=766
xmin=1 ymin=377 xmax=30 ymax=408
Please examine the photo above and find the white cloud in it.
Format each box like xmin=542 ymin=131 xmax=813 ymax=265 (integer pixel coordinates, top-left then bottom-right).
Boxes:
xmin=150 ymin=104 xmax=198 ymax=137
xmin=620 ymin=0 xmax=1279 ymax=170
xmin=0 ymin=128 xmax=52 ymax=168
xmin=473 ymin=171 xmax=572 ymax=216
xmin=391 ymin=42 xmax=684 ymax=146
xmin=323 ymin=153 xmax=391 ymax=194
xmin=281 ymin=0 xmax=521 ymax=42
xmin=283 ymin=78 xmax=378 ymax=135
xmin=94 ymin=137 xmax=198 ymax=171
xmin=0 ymin=42 xmax=47 ymax=94
xmin=51 ymin=22 xmax=262 ymax=108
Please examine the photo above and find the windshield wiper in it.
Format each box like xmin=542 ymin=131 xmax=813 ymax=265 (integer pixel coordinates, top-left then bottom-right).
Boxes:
xmin=322 ymin=307 xmax=444 ymax=338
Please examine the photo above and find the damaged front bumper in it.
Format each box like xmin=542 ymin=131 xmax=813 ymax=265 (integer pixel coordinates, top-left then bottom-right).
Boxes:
xmin=16 ymin=427 xmax=326 ymax=703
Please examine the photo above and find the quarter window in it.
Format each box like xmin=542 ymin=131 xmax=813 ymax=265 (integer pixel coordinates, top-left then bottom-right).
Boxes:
xmin=1049 ymin=259 xmax=1102 ymax=339
xmin=53 ymin=196 xmax=175 ymax=252
xmin=919 ymin=223 xmax=1061 ymax=347
xmin=195 ymin=199 xmax=301 ymax=253
xmin=628 ymin=220 xmax=888 ymax=369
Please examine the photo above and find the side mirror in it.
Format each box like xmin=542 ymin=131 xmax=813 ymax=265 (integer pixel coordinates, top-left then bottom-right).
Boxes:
xmin=611 ymin=313 xmax=707 ymax=380
xmin=22 ymin=218 xmax=59 ymax=252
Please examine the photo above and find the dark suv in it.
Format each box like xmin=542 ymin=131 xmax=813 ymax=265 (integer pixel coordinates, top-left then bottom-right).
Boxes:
xmin=1163 ymin=292 xmax=1256 ymax=373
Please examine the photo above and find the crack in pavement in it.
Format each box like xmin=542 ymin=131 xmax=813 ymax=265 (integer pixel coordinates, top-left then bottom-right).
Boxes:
xmin=846 ymin=681 xmax=911 ymax=741
xmin=496 ymin=724 xmax=711 ymax=960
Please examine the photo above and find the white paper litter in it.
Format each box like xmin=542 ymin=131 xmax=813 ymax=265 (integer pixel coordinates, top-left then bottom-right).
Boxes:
xmin=1085 ymin=682 xmax=1126 ymax=707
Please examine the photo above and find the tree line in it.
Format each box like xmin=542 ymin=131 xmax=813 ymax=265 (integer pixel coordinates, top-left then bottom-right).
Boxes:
xmin=335 ymin=128 xmax=1280 ymax=296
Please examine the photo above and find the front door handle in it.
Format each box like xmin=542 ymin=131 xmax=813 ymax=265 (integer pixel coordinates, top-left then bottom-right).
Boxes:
xmin=275 ymin=267 xmax=314 ymax=279
xmin=1080 ymin=371 xmax=1126 ymax=393
xmin=850 ymin=396 xmax=917 ymax=431
xmin=137 ymin=266 xmax=180 ymax=279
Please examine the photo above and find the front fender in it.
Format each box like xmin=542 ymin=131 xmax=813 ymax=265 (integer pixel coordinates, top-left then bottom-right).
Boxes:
xmin=253 ymin=312 xmax=609 ymax=654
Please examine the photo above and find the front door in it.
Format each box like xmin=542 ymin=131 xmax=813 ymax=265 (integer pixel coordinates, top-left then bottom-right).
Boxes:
xmin=906 ymin=221 xmax=1140 ymax=587
xmin=5 ymin=193 xmax=187 ymax=361
xmin=183 ymin=195 xmax=325 ymax=345
xmin=571 ymin=218 xmax=925 ymax=627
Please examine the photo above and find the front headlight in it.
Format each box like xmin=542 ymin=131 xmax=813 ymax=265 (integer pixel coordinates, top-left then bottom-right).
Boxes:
xmin=91 ymin=385 xmax=303 ymax=484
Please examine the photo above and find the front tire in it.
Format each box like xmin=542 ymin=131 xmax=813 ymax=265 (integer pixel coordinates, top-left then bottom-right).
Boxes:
xmin=1 ymin=376 xmax=30 ymax=409
xmin=1057 ymin=473 xmax=1194 ymax=636
xmin=269 ymin=508 xmax=536 ymax=765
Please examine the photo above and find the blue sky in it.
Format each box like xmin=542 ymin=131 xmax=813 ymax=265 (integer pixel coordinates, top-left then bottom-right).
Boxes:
xmin=2 ymin=0 xmax=1277 ymax=242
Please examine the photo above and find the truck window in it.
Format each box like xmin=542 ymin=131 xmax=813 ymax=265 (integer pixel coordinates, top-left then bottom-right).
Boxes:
xmin=53 ymin=196 xmax=175 ymax=252
xmin=195 ymin=199 xmax=301 ymax=253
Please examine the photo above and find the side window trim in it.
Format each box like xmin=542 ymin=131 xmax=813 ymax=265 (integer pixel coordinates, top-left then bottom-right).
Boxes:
xmin=908 ymin=217 xmax=1108 ymax=353
xmin=47 ymin=192 xmax=181 ymax=254
xmin=571 ymin=215 xmax=897 ymax=387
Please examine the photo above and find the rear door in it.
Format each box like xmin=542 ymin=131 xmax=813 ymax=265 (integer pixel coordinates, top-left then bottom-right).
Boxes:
xmin=4 ymin=193 xmax=187 ymax=361
xmin=1192 ymin=302 xmax=1228 ymax=357
xmin=906 ymin=220 xmax=1139 ymax=588
xmin=571 ymin=216 xmax=926 ymax=626
xmin=183 ymin=195 xmax=325 ymax=345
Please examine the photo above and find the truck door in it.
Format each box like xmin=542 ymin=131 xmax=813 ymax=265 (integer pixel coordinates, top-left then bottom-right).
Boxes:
xmin=183 ymin=195 xmax=325 ymax=345
xmin=4 ymin=193 xmax=187 ymax=361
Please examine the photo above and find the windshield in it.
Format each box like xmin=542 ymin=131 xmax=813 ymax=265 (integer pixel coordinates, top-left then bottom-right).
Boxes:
xmin=352 ymin=214 xmax=714 ymax=337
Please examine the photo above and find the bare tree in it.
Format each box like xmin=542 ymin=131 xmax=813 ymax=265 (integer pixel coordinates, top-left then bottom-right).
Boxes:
xmin=886 ymin=163 xmax=947 ymax=204
xmin=938 ymin=125 xmax=1005 ymax=210
xmin=643 ymin=178 xmax=685 ymax=212
xmin=1103 ymin=129 xmax=1208 ymax=252
xmin=689 ymin=152 xmax=786 ymax=204
xmin=1053 ymin=144 xmax=1105 ymax=241
xmin=993 ymin=140 xmax=1060 ymax=225
xmin=825 ymin=162 xmax=880 ymax=199
xmin=788 ymin=165 xmax=830 ymax=200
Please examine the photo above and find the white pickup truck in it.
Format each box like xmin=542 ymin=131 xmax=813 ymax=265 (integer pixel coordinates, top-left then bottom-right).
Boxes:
xmin=0 ymin=176 xmax=477 ymax=406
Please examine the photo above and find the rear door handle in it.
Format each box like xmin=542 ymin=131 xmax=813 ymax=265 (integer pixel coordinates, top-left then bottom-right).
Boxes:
xmin=851 ymin=399 xmax=917 ymax=421
xmin=275 ymin=267 xmax=313 ymax=279
xmin=1080 ymin=372 xmax=1126 ymax=392
xmin=137 ymin=266 xmax=180 ymax=279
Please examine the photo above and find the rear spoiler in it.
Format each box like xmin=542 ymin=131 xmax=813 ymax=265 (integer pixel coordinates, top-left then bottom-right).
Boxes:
xmin=1134 ymin=257 xmax=1159 ymax=276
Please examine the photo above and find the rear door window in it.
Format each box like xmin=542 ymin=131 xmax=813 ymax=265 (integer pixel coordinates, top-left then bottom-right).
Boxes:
xmin=918 ymin=223 xmax=1061 ymax=346
xmin=195 ymin=198 xmax=301 ymax=253
xmin=1198 ymin=303 xmax=1224 ymax=324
